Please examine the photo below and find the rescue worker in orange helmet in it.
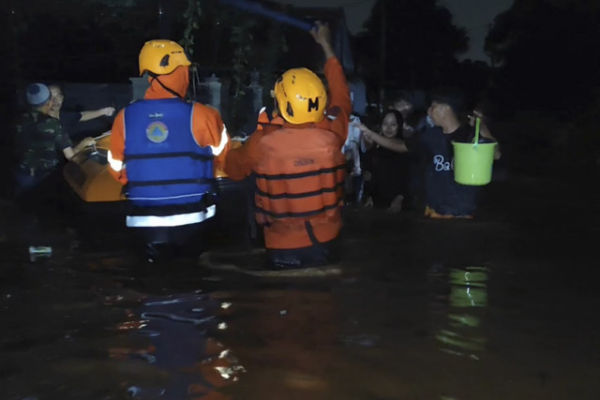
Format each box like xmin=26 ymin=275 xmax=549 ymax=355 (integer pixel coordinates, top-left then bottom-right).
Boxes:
xmin=225 ymin=22 xmax=351 ymax=269
xmin=108 ymin=40 xmax=230 ymax=258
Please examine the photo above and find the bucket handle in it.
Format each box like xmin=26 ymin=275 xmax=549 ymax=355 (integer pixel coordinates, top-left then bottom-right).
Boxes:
xmin=473 ymin=117 xmax=481 ymax=147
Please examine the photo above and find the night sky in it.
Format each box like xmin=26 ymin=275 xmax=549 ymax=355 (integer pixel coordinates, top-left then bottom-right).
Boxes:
xmin=274 ymin=0 xmax=514 ymax=62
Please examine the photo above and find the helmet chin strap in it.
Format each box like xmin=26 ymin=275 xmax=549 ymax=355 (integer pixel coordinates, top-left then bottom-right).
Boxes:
xmin=149 ymin=73 xmax=184 ymax=99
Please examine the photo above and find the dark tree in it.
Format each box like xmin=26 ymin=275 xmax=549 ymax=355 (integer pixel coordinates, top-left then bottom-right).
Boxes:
xmin=485 ymin=0 xmax=600 ymax=117
xmin=8 ymin=0 xmax=169 ymax=83
xmin=354 ymin=0 xmax=468 ymax=101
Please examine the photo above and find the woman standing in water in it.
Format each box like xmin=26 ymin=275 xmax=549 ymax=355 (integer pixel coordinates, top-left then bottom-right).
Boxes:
xmin=358 ymin=109 xmax=409 ymax=211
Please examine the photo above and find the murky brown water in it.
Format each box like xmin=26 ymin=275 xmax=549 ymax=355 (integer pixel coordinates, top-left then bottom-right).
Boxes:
xmin=1 ymin=174 xmax=599 ymax=399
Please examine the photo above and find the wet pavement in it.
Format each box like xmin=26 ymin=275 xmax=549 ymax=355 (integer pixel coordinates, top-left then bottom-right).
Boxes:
xmin=1 ymin=171 xmax=599 ymax=400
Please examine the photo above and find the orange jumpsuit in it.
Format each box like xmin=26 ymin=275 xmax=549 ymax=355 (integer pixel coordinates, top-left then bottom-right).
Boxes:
xmin=108 ymin=66 xmax=230 ymax=185
xmin=225 ymin=57 xmax=351 ymax=251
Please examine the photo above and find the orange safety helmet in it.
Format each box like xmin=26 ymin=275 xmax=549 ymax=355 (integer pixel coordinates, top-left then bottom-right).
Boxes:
xmin=273 ymin=68 xmax=327 ymax=124
xmin=138 ymin=40 xmax=191 ymax=76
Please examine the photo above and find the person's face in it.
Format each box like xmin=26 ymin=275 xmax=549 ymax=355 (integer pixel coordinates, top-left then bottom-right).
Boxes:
xmin=49 ymin=87 xmax=64 ymax=111
xmin=393 ymin=99 xmax=413 ymax=117
xmin=427 ymin=101 xmax=446 ymax=126
xmin=381 ymin=113 xmax=400 ymax=138
xmin=37 ymin=99 xmax=53 ymax=115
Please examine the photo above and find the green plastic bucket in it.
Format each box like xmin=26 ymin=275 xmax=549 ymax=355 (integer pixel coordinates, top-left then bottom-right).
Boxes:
xmin=452 ymin=118 xmax=497 ymax=186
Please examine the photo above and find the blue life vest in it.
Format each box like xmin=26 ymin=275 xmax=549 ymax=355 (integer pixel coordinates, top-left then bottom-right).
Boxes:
xmin=124 ymin=99 xmax=215 ymax=211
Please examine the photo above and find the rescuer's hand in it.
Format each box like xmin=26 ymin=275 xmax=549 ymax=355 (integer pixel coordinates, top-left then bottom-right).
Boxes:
xmin=101 ymin=106 xmax=116 ymax=117
xmin=231 ymin=137 xmax=246 ymax=150
xmin=79 ymin=137 xmax=97 ymax=148
xmin=67 ymin=137 xmax=97 ymax=158
xmin=357 ymin=123 xmax=376 ymax=142
xmin=310 ymin=21 xmax=335 ymax=59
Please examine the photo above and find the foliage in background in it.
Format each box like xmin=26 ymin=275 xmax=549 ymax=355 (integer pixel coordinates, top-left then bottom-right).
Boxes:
xmin=354 ymin=0 xmax=468 ymax=93
xmin=181 ymin=0 xmax=203 ymax=56
xmin=229 ymin=19 xmax=256 ymax=133
xmin=482 ymin=0 xmax=600 ymax=168
xmin=8 ymin=0 xmax=171 ymax=83
xmin=182 ymin=0 xmax=289 ymax=134
xmin=485 ymin=0 xmax=600 ymax=117
xmin=6 ymin=0 xmax=292 ymax=133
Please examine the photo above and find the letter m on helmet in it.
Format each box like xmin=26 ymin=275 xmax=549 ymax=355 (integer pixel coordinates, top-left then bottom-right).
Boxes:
xmin=273 ymin=67 xmax=328 ymax=124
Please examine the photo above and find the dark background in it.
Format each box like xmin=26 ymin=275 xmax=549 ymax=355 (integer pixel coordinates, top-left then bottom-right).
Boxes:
xmin=2 ymin=0 xmax=600 ymax=196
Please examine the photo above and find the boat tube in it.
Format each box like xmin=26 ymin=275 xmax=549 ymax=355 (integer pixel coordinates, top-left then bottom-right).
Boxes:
xmin=63 ymin=133 xmax=124 ymax=203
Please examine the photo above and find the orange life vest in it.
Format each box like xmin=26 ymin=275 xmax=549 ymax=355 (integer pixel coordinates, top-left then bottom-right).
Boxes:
xmin=253 ymin=126 xmax=346 ymax=249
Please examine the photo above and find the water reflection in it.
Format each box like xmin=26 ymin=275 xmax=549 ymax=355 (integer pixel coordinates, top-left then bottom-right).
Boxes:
xmin=111 ymin=292 xmax=243 ymax=399
xmin=429 ymin=265 xmax=489 ymax=360
xmin=218 ymin=288 xmax=341 ymax=399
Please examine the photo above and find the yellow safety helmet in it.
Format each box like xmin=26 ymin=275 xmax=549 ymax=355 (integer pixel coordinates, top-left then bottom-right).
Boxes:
xmin=138 ymin=40 xmax=191 ymax=76
xmin=273 ymin=68 xmax=327 ymax=124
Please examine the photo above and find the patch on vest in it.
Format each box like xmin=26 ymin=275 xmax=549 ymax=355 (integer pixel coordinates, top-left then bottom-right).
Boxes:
xmin=294 ymin=158 xmax=315 ymax=166
xmin=146 ymin=121 xmax=169 ymax=143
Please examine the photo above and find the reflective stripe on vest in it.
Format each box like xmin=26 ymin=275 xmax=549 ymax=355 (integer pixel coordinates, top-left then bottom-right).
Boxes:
xmin=126 ymin=204 xmax=216 ymax=227
xmin=107 ymin=150 xmax=123 ymax=172
xmin=253 ymin=127 xmax=346 ymax=221
xmin=124 ymin=99 xmax=214 ymax=208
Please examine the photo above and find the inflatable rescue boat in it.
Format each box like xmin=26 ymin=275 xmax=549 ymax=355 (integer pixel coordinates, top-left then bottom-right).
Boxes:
xmin=63 ymin=133 xmax=124 ymax=203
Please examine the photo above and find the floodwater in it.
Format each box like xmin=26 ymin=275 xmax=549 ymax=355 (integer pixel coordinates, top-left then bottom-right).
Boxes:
xmin=1 ymin=172 xmax=599 ymax=400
